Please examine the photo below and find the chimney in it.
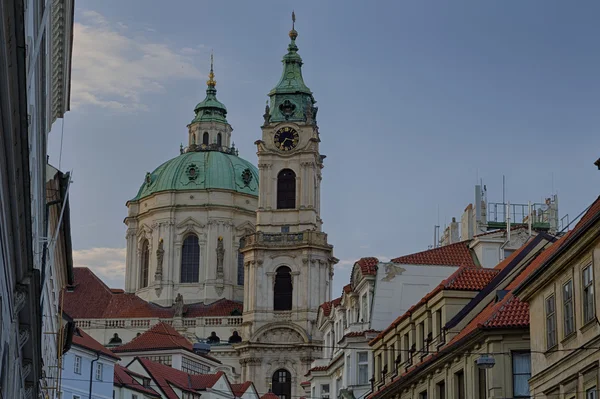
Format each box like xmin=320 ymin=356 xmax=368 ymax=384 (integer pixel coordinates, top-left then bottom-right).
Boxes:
xmin=450 ymin=217 xmax=459 ymax=243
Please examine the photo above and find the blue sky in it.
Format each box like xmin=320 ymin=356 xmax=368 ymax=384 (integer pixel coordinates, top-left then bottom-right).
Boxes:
xmin=48 ymin=1 xmax=600 ymax=295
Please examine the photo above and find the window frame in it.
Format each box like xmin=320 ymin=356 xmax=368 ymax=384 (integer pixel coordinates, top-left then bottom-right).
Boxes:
xmin=357 ymin=351 xmax=369 ymax=385
xmin=545 ymin=294 xmax=557 ymax=349
xmin=582 ymin=264 xmax=595 ymax=325
xmin=454 ymin=370 xmax=465 ymax=399
xmin=511 ymin=351 xmax=531 ymax=398
xmin=180 ymin=234 xmax=200 ymax=283
xmin=140 ymin=239 xmax=150 ymax=288
xmin=273 ymin=266 xmax=293 ymax=311
xmin=276 ymin=169 xmax=296 ymax=209
xmin=563 ymin=279 xmax=575 ymax=337
xmin=95 ymin=362 xmax=103 ymax=381
xmin=73 ymin=355 xmax=81 ymax=375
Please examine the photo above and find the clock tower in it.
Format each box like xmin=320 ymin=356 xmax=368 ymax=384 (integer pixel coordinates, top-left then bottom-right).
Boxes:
xmin=237 ymin=13 xmax=337 ymax=398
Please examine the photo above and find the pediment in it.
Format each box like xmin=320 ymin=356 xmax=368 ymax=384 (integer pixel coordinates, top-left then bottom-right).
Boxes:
xmin=176 ymin=217 xmax=206 ymax=230
xmin=235 ymin=221 xmax=255 ymax=234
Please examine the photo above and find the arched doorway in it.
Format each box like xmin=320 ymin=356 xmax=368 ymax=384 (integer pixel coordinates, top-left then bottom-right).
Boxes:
xmin=272 ymin=369 xmax=291 ymax=399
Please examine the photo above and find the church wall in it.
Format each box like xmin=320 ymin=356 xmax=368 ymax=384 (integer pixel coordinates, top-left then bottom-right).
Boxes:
xmin=125 ymin=189 xmax=257 ymax=306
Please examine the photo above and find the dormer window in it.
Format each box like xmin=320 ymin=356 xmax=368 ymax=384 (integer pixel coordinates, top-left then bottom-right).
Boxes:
xmin=202 ymin=132 xmax=209 ymax=145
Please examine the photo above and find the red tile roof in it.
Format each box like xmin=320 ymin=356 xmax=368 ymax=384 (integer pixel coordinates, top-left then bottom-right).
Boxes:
xmin=231 ymin=382 xmax=254 ymax=397
xmin=300 ymin=381 xmax=311 ymax=386
xmin=261 ymin=393 xmax=280 ymax=399
xmin=72 ymin=327 xmax=120 ymax=360
xmin=343 ymin=284 xmax=352 ymax=294
xmin=355 ymin=257 xmax=379 ymax=276
xmin=137 ymin=357 xmax=225 ymax=399
xmin=114 ymin=364 xmax=160 ymax=397
xmin=344 ymin=329 xmax=381 ymax=339
xmin=63 ymin=268 xmax=242 ymax=319
xmin=371 ymin=266 xmax=498 ymax=343
xmin=320 ymin=296 xmax=342 ymax=317
xmin=391 ymin=241 xmax=477 ymax=267
xmin=112 ymin=322 xmax=193 ymax=353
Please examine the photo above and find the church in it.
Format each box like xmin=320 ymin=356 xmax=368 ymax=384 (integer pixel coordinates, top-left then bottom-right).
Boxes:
xmin=63 ymin=14 xmax=337 ymax=399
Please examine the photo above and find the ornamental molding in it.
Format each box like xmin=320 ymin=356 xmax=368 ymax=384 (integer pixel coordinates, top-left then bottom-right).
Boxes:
xmin=176 ymin=216 xmax=206 ymax=230
xmin=235 ymin=221 xmax=255 ymax=233
xmin=19 ymin=326 xmax=30 ymax=349
xmin=207 ymin=219 xmax=234 ymax=228
xmin=257 ymin=163 xmax=272 ymax=169
xmin=14 ymin=285 xmax=28 ymax=316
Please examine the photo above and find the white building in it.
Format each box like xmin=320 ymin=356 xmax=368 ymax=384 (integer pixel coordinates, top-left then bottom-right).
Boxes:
xmin=305 ymin=242 xmax=482 ymax=399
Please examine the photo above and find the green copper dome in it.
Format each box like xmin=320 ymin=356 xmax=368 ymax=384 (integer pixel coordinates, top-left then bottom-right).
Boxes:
xmin=266 ymin=14 xmax=318 ymax=125
xmin=192 ymin=55 xmax=228 ymax=124
xmin=132 ymin=151 xmax=259 ymax=201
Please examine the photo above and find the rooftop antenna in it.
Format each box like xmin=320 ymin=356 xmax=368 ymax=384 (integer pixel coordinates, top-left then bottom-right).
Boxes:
xmin=502 ymin=175 xmax=506 ymax=205
xmin=292 ymin=10 xmax=296 ymax=30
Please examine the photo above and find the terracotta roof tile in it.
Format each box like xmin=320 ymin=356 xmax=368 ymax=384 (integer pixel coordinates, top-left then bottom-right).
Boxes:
xmin=112 ymin=322 xmax=193 ymax=353
xmin=231 ymin=382 xmax=254 ymax=397
xmin=114 ymin=364 xmax=160 ymax=397
xmin=320 ymin=296 xmax=342 ymax=317
xmin=391 ymin=241 xmax=477 ymax=267
xmin=137 ymin=357 xmax=224 ymax=399
xmin=343 ymin=284 xmax=352 ymax=294
xmin=344 ymin=329 xmax=381 ymax=338
xmin=72 ymin=327 xmax=120 ymax=360
xmin=63 ymin=268 xmax=242 ymax=319
xmin=261 ymin=393 xmax=280 ymax=399
xmin=300 ymin=381 xmax=311 ymax=386
xmin=356 ymin=257 xmax=379 ymax=276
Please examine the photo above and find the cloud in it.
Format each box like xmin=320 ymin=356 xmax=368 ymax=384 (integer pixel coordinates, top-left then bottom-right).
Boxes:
xmin=335 ymin=259 xmax=355 ymax=271
xmin=72 ymin=247 xmax=126 ymax=288
xmin=71 ymin=10 xmax=203 ymax=112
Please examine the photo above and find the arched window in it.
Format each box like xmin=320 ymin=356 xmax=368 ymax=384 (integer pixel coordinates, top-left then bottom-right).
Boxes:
xmin=274 ymin=266 xmax=292 ymax=311
xmin=277 ymin=169 xmax=296 ymax=209
xmin=140 ymin=239 xmax=150 ymax=288
xmin=272 ymin=369 xmax=291 ymax=399
xmin=181 ymin=235 xmax=200 ymax=283
xmin=202 ymin=132 xmax=209 ymax=145
xmin=217 ymin=132 xmax=222 ymax=147
xmin=237 ymin=237 xmax=245 ymax=286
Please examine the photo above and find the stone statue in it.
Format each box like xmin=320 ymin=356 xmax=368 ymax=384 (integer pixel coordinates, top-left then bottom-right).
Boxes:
xmin=216 ymin=236 xmax=224 ymax=279
xmin=174 ymin=293 xmax=184 ymax=317
xmin=207 ymin=331 xmax=221 ymax=344
xmin=155 ymin=238 xmax=164 ymax=280
xmin=305 ymin=101 xmax=313 ymax=124
xmin=228 ymin=331 xmax=242 ymax=344
xmin=263 ymin=101 xmax=270 ymax=125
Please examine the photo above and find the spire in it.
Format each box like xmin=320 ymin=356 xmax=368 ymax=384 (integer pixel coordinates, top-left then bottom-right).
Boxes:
xmin=207 ymin=51 xmax=216 ymax=88
xmin=267 ymin=12 xmax=316 ymax=124
xmin=192 ymin=52 xmax=227 ymax=124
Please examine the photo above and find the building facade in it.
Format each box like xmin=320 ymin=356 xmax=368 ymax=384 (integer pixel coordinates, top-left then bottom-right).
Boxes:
xmin=62 ymin=327 xmax=120 ymax=399
xmin=368 ymin=232 xmax=556 ymax=399
xmin=0 ymin=1 xmax=43 ymax=397
xmin=515 ymin=196 xmax=600 ymax=399
xmin=236 ymin=15 xmax=336 ymax=397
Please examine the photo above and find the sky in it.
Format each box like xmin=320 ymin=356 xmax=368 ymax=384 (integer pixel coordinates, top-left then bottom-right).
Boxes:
xmin=49 ymin=0 xmax=600 ymax=296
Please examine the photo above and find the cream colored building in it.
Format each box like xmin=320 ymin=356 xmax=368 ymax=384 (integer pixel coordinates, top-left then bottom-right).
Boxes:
xmin=515 ymin=196 xmax=600 ymax=399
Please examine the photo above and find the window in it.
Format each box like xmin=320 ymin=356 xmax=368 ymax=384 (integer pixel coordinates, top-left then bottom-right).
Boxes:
xmin=336 ymin=376 xmax=342 ymax=398
xmin=132 ymin=395 xmax=138 ymax=399
xmin=237 ymin=237 xmax=245 ymax=286
xmin=321 ymin=384 xmax=330 ymax=398
xmin=276 ymin=169 xmax=296 ymax=209
xmin=73 ymin=355 xmax=81 ymax=374
xmin=217 ymin=133 xmax=222 ymax=147
xmin=587 ymin=387 xmax=597 ymax=399
xmin=478 ymin=368 xmax=486 ymax=399
xmin=563 ymin=280 xmax=575 ymax=336
xmin=182 ymin=393 xmax=202 ymax=399
xmin=346 ymin=354 xmax=351 ymax=382
xmin=512 ymin=352 xmax=531 ymax=398
xmin=583 ymin=265 xmax=595 ymax=324
xmin=274 ymin=266 xmax=292 ymax=311
xmin=403 ymin=333 xmax=410 ymax=365
xmin=73 ymin=396 xmax=81 ymax=399
xmin=202 ymin=132 xmax=209 ymax=145
xmin=145 ymin=355 xmax=172 ymax=367
xmin=435 ymin=310 xmax=443 ymax=343
xmin=181 ymin=235 xmax=200 ymax=283
xmin=312 ymin=387 xmax=316 ymax=399
xmin=361 ymin=293 xmax=368 ymax=322
xmin=455 ymin=370 xmax=465 ymax=399
xmin=436 ymin=381 xmax=445 ymax=399
xmin=419 ymin=391 xmax=428 ymax=399
xmin=546 ymin=295 xmax=557 ymax=349
xmin=358 ymin=351 xmax=369 ymax=385
xmin=95 ymin=363 xmax=103 ymax=381
xmin=272 ymin=369 xmax=291 ymax=399
xmin=182 ymin=357 xmax=210 ymax=375
xmin=140 ymin=239 xmax=149 ymax=288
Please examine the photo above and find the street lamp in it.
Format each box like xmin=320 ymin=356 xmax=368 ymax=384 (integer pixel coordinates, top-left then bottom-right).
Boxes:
xmin=475 ymin=354 xmax=496 ymax=369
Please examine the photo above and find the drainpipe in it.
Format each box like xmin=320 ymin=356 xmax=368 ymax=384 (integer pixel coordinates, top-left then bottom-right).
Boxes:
xmin=89 ymin=352 xmax=100 ymax=399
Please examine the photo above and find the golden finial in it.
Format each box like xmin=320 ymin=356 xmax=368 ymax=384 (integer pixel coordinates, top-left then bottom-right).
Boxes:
xmin=289 ymin=11 xmax=298 ymax=40
xmin=207 ymin=50 xmax=216 ymax=87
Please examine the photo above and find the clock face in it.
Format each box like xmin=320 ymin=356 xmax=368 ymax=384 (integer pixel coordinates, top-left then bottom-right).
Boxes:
xmin=273 ymin=127 xmax=299 ymax=151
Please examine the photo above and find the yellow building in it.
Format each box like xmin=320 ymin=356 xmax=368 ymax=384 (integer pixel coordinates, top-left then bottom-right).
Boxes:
xmin=515 ymin=196 xmax=600 ymax=399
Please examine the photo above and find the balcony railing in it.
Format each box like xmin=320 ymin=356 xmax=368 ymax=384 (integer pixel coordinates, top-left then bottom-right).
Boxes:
xmin=244 ymin=231 xmax=330 ymax=248
xmin=74 ymin=316 xmax=243 ymax=329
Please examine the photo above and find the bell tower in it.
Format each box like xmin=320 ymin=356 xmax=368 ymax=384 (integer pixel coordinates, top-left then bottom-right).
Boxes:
xmin=237 ymin=13 xmax=337 ymax=397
